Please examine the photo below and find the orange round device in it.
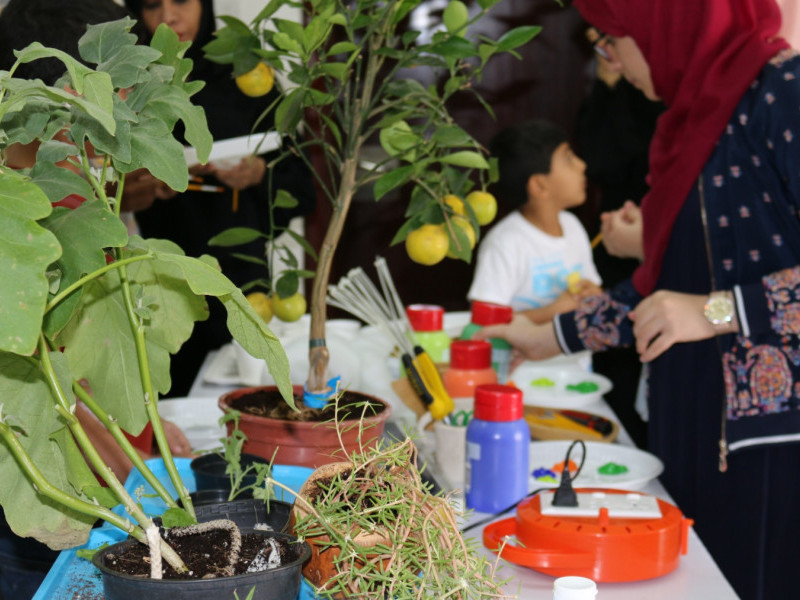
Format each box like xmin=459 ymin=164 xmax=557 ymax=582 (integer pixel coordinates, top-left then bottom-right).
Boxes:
xmin=483 ymin=489 xmax=694 ymax=582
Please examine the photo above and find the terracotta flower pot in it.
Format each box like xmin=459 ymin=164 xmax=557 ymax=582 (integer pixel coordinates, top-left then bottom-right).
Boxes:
xmin=288 ymin=462 xmax=392 ymax=595
xmin=218 ymin=386 xmax=392 ymax=468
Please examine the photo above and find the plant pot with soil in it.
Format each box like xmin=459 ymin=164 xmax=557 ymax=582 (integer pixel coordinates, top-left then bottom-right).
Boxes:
xmin=273 ymin=436 xmax=510 ymax=599
xmin=93 ymin=527 xmax=310 ymax=600
xmin=219 ymin=385 xmax=392 ymax=468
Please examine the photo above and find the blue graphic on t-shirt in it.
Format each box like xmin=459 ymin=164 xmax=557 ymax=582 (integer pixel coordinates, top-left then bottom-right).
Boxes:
xmin=513 ymin=259 xmax=582 ymax=308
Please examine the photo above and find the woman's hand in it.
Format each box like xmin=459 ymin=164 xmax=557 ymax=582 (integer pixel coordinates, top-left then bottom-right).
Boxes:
xmin=210 ymin=156 xmax=267 ymax=191
xmin=600 ymin=200 xmax=644 ymax=259
xmin=474 ymin=314 xmax=562 ymax=366
xmin=630 ymin=290 xmax=736 ymax=362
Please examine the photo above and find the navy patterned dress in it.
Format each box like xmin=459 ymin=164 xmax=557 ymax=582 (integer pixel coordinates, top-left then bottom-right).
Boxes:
xmin=556 ymin=50 xmax=800 ymax=600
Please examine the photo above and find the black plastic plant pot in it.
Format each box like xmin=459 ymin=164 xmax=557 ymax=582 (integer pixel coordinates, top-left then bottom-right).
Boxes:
xmin=190 ymin=452 xmax=268 ymax=492
xmin=194 ymin=497 xmax=292 ymax=533
xmin=92 ymin=530 xmax=310 ymax=600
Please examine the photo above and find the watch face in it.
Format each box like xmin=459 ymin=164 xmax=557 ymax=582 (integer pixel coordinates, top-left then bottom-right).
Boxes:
xmin=705 ymin=296 xmax=734 ymax=325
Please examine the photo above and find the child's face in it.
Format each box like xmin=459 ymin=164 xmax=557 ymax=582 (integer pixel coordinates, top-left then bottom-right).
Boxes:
xmin=545 ymin=142 xmax=587 ymax=208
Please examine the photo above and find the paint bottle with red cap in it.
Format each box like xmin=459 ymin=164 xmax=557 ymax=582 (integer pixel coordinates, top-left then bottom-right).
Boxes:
xmin=465 ymin=384 xmax=530 ymax=512
xmin=459 ymin=300 xmax=513 ymax=382
xmin=442 ymin=339 xmax=497 ymax=399
xmin=406 ymin=304 xmax=451 ymax=363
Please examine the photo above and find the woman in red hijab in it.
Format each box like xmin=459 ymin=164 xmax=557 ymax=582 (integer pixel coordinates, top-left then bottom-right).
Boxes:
xmin=479 ymin=1 xmax=800 ymax=597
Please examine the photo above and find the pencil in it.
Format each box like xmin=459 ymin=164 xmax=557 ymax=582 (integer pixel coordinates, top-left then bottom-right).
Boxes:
xmin=591 ymin=232 xmax=603 ymax=249
xmin=187 ymin=183 xmax=225 ymax=193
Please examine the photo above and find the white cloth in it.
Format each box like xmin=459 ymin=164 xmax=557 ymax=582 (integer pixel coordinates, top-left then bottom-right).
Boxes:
xmin=468 ymin=211 xmax=601 ymax=311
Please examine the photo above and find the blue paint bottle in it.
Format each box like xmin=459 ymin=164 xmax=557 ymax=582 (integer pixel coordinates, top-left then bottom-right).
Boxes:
xmin=465 ymin=384 xmax=530 ymax=512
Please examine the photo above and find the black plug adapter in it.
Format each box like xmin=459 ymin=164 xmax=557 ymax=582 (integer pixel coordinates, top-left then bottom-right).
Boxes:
xmin=551 ymin=468 xmax=578 ymax=507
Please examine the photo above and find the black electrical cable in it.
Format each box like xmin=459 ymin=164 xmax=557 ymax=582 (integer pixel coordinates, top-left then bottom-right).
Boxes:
xmin=460 ymin=439 xmax=588 ymax=533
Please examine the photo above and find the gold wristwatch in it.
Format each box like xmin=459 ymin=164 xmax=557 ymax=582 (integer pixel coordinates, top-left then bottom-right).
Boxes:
xmin=704 ymin=291 xmax=735 ymax=327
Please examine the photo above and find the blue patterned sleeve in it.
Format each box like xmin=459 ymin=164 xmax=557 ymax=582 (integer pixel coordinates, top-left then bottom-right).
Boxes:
xmin=554 ymin=279 xmax=640 ymax=353
xmin=736 ymin=53 xmax=800 ymax=338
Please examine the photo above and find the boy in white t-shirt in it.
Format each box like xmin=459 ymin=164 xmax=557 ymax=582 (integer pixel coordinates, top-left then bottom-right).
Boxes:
xmin=468 ymin=120 xmax=602 ymax=323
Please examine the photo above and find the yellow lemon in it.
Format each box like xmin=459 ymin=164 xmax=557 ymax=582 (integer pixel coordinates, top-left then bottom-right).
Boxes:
xmin=246 ymin=291 xmax=273 ymax=323
xmin=405 ymin=224 xmax=449 ymax=266
xmin=235 ymin=62 xmax=275 ymax=97
xmin=443 ymin=194 xmax=465 ymax=216
xmin=271 ymin=292 xmax=307 ymax=322
xmin=446 ymin=216 xmax=476 ymax=258
xmin=466 ymin=190 xmax=498 ymax=226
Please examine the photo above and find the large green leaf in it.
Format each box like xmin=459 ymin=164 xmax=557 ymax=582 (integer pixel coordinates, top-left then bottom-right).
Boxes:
xmin=29 ymin=161 xmax=95 ymax=205
xmin=150 ymin=24 xmax=195 ymax=86
xmin=113 ymin=116 xmax=189 ymax=191
xmin=78 ymin=18 xmax=139 ymax=65
xmin=140 ymin=86 xmax=212 ymax=161
xmin=0 ymin=171 xmax=61 ymax=355
xmin=0 ymin=352 xmax=96 ymax=550
xmin=41 ymin=201 xmax=129 ymax=339
xmin=60 ymin=241 xmax=208 ymax=432
xmin=99 ymin=46 xmax=161 ymax=89
xmin=221 ymin=290 xmax=293 ymax=409
xmin=68 ymin=97 xmax=133 ymax=165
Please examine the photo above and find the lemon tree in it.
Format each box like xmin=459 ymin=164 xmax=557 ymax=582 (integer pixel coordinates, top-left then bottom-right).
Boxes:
xmin=204 ymin=0 xmax=541 ymax=393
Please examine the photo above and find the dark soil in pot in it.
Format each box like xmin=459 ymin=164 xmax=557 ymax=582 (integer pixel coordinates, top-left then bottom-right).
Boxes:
xmin=98 ymin=529 xmax=304 ymax=580
xmin=190 ymin=452 xmax=268 ymax=492
xmin=227 ymin=388 xmax=387 ymax=422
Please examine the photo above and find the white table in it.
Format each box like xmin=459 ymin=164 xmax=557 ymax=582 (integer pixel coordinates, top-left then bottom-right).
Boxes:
xmin=187 ymin=344 xmax=739 ymax=599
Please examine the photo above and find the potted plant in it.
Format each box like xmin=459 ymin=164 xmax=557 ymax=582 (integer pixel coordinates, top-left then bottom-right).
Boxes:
xmin=269 ymin=423 xmax=512 ymax=599
xmin=0 ymin=17 xmax=307 ymax=596
xmin=203 ymin=0 xmax=540 ymax=457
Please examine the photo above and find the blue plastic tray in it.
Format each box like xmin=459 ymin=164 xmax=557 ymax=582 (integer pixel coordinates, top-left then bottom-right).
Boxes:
xmin=32 ymin=458 xmax=312 ymax=600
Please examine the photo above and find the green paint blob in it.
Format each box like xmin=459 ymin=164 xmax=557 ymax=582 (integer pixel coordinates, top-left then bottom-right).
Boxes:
xmin=530 ymin=377 xmax=556 ymax=387
xmin=566 ymin=381 xmax=600 ymax=393
xmin=597 ymin=462 xmax=629 ymax=475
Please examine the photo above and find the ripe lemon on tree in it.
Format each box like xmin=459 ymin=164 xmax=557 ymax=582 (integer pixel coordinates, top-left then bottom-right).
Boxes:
xmin=446 ymin=216 xmax=476 ymax=259
xmin=466 ymin=190 xmax=498 ymax=226
xmin=246 ymin=291 xmax=273 ymax=324
xmin=443 ymin=194 xmax=465 ymax=216
xmin=272 ymin=292 xmax=307 ymax=322
xmin=405 ymin=223 xmax=449 ymax=266
xmin=235 ymin=62 xmax=275 ymax=97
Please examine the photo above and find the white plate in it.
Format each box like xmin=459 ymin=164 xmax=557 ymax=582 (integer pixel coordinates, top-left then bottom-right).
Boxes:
xmin=510 ymin=364 xmax=612 ymax=409
xmin=157 ymin=397 xmax=225 ymax=452
xmin=184 ymin=132 xmax=281 ymax=167
xmin=528 ymin=441 xmax=663 ymax=491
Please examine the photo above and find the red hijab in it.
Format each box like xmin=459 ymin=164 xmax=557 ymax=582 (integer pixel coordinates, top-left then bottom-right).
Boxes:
xmin=573 ymin=0 xmax=789 ymax=294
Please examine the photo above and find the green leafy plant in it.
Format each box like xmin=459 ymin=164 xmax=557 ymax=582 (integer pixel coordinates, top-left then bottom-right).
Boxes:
xmin=269 ymin=431 xmax=511 ymax=599
xmin=216 ymin=409 xmax=277 ymax=502
xmin=0 ymin=18 xmax=294 ymax=574
xmin=203 ymin=0 xmax=541 ymax=396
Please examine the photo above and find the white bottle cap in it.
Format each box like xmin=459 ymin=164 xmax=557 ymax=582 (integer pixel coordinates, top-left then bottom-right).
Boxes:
xmin=553 ymin=576 xmax=598 ymax=600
